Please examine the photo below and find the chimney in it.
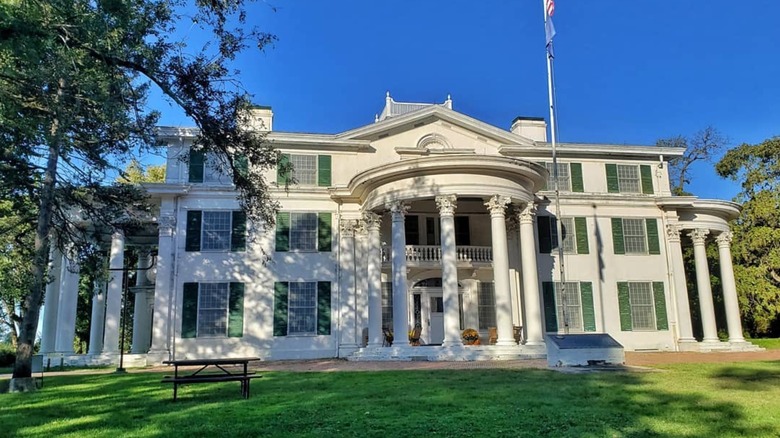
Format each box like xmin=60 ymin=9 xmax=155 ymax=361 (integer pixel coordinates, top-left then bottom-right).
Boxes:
xmin=510 ymin=116 xmax=547 ymax=142
xmin=247 ymin=105 xmax=273 ymax=131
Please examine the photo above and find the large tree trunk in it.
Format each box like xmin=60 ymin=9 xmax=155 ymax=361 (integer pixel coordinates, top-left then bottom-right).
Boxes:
xmin=10 ymin=81 xmax=63 ymax=391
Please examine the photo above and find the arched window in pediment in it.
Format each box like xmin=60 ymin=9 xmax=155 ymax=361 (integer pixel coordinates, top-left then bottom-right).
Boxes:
xmin=416 ymin=133 xmax=452 ymax=151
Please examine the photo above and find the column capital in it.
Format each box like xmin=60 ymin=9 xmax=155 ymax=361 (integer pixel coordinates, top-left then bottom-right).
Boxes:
xmin=518 ymin=203 xmax=537 ymax=224
xmin=340 ymin=219 xmax=359 ymax=237
xmin=665 ymin=224 xmax=681 ymax=242
xmin=362 ymin=211 xmax=382 ymax=231
xmin=386 ymin=201 xmax=409 ymax=218
xmin=716 ymin=230 xmax=733 ymax=246
xmin=485 ymin=195 xmax=511 ymax=216
xmin=687 ymin=228 xmax=710 ymax=245
xmin=435 ymin=195 xmax=458 ymax=216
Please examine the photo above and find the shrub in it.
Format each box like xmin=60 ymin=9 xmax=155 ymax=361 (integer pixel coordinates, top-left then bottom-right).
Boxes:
xmin=0 ymin=343 xmax=16 ymax=367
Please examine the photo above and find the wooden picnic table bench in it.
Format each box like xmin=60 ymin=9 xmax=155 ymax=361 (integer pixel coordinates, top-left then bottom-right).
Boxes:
xmin=161 ymin=357 xmax=261 ymax=401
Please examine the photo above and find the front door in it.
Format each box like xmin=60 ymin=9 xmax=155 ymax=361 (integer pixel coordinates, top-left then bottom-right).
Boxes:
xmin=428 ymin=295 xmax=444 ymax=344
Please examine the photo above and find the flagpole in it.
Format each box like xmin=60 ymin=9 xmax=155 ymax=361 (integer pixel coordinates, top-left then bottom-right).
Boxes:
xmin=542 ymin=0 xmax=569 ymax=334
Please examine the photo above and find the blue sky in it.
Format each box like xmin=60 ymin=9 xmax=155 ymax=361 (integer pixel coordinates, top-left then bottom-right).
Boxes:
xmin=154 ymin=0 xmax=780 ymax=200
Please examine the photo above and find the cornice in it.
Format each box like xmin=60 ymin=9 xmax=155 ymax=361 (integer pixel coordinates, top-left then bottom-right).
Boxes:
xmin=500 ymin=143 xmax=686 ymax=160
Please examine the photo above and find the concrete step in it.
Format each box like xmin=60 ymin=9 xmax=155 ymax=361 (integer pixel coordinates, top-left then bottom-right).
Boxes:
xmin=348 ymin=345 xmax=547 ymax=362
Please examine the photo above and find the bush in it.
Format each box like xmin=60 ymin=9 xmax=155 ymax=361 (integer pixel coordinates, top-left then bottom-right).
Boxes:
xmin=0 ymin=343 xmax=16 ymax=367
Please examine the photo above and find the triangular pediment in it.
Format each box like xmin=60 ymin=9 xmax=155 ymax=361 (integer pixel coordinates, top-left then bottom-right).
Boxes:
xmin=336 ymin=105 xmax=537 ymax=147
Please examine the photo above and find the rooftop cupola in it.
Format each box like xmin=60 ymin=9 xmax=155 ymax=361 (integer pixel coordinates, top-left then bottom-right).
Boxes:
xmin=376 ymin=92 xmax=453 ymax=122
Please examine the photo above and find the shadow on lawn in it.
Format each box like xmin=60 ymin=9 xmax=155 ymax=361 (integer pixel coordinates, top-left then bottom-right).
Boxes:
xmin=2 ymin=367 xmax=779 ymax=437
xmin=713 ymin=361 xmax=780 ymax=391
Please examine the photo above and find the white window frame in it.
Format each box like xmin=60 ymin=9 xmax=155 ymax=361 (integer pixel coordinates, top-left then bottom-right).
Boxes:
xmin=478 ymin=282 xmax=497 ymax=330
xmin=288 ymin=282 xmax=317 ymax=335
xmin=200 ymin=211 xmax=233 ymax=252
xmin=616 ymin=164 xmax=641 ymax=193
xmin=549 ymin=217 xmax=577 ymax=254
xmin=289 ymin=212 xmax=318 ymax=252
xmin=553 ymin=282 xmax=583 ymax=332
xmin=544 ymin=162 xmax=572 ymax=192
xmin=628 ymin=282 xmax=656 ymax=331
xmin=197 ymin=283 xmax=230 ymax=337
xmin=622 ymin=218 xmax=647 ymax=254
xmin=203 ymin=152 xmax=232 ymax=185
xmin=289 ymin=154 xmax=318 ymax=186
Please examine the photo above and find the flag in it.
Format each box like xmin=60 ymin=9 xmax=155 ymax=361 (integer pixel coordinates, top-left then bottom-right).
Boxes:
xmin=546 ymin=0 xmax=555 ymax=17
xmin=545 ymin=17 xmax=556 ymax=57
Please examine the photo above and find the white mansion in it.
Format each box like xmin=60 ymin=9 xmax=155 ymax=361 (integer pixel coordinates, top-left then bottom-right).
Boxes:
xmin=39 ymin=94 xmax=759 ymax=365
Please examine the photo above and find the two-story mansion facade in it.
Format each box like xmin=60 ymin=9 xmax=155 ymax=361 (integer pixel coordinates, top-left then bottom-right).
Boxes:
xmin=39 ymin=94 xmax=758 ymax=365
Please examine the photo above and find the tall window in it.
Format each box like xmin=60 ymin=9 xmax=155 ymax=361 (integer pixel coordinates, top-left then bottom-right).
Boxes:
xmin=197 ymin=283 xmax=229 ymax=337
xmin=545 ymin=162 xmax=571 ymax=191
xmin=628 ymin=282 xmax=656 ymax=330
xmin=553 ymin=282 xmax=582 ymax=331
xmin=549 ymin=217 xmax=576 ymax=254
xmin=290 ymin=213 xmax=318 ymax=251
xmin=616 ymin=164 xmax=641 ymax=193
xmin=186 ymin=210 xmax=246 ymax=253
xmin=622 ymin=219 xmax=647 ymax=254
xmin=201 ymin=211 xmax=232 ymax=251
xmin=381 ymin=282 xmax=393 ymax=329
xmin=478 ymin=282 xmax=497 ymax=330
xmin=289 ymin=154 xmax=317 ymax=185
xmin=203 ymin=153 xmax=230 ymax=184
xmin=288 ymin=282 xmax=317 ymax=334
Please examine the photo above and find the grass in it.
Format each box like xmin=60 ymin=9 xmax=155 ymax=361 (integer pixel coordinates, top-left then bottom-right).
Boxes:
xmin=750 ymin=338 xmax=780 ymax=350
xmin=1 ymin=361 xmax=780 ymax=437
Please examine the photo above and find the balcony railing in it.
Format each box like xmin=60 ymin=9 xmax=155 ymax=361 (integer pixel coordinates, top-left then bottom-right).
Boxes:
xmin=381 ymin=245 xmax=493 ymax=264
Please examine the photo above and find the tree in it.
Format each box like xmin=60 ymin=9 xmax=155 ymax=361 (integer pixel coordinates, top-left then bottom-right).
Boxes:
xmin=656 ymin=127 xmax=728 ymax=196
xmin=117 ymin=159 xmax=166 ymax=184
xmin=716 ymin=137 xmax=780 ymax=336
xmin=1 ymin=0 xmax=280 ymax=390
xmin=0 ymin=200 xmax=35 ymax=349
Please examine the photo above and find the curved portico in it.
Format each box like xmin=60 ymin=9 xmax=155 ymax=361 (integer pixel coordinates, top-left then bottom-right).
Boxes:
xmin=336 ymin=155 xmax=548 ymax=355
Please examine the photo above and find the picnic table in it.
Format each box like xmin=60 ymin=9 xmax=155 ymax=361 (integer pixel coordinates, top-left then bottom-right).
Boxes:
xmin=161 ymin=357 xmax=261 ymax=401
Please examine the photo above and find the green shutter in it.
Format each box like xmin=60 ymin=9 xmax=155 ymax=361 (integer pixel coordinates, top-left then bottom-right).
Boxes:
xmin=182 ymin=283 xmax=199 ymax=338
xmin=617 ymin=282 xmax=632 ymax=331
xmin=273 ymin=282 xmax=289 ymax=336
xmin=611 ymin=218 xmax=625 ymax=255
xmin=580 ymin=282 xmax=596 ymax=332
xmin=318 ymin=212 xmax=332 ymax=252
xmin=231 ymin=211 xmax=247 ymax=252
xmin=606 ymin=163 xmax=619 ymax=193
xmin=275 ymin=212 xmax=290 ymax=252
xmin=646 ymin=218 xmax=660 ymax=255
xmin=538 ymin=216 xmax=553 ymax=254
xmin=235 ymin=155 xmax=249 ymax=179
xmin=542 ymin=282 xmax=558 ymax=332
xmin=570 ymin=163 xmax=584 ymax=192
xmin=185 ymin=210 xmax=202 ymax=252
xmin=574 ymin=217 xmax=589 ymax=254
xmin=189 ymin=149 xmax=204 ymax=183
xmin=317 ymin=281 xmax=332 ymax=335
xmin=228 ymin=283 xmax=245 ymax=337
xmin=317 ymin=155 xmax=332 ymax=187
xmin=277 ymin=153 xmax=290 ymax=185
xmin=640 ymin=165 xmax=654 ymax=194
xmin=653 ymin=282 xmax=668 ymax=330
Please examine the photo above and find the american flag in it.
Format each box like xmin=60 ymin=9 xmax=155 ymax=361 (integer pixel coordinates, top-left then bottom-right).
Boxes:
xmin=546 ymin=0 xmax=555 ymax=17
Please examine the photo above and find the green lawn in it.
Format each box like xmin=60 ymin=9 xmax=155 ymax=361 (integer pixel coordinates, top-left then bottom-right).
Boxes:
xmin=2 ymin=361 xmax=780 ymax=437
xmin=751 ymin=338 xmax=780 ymax=350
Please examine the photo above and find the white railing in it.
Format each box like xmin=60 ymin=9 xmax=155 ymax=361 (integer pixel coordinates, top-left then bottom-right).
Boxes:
xmin=381 ymin=245 xmax=492 ymax=263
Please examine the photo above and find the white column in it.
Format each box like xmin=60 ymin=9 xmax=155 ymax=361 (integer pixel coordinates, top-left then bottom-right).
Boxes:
xmin=149 ymin=212 xmax=175 ymax=360
xmin=388 ymin=201 xmax=409 ymax=347
xmin=486 ymin=195 xmax=516 ymax=346
xmin=103 ymin=231 xmax=125 ymax=354
xmin=716 ymin=231 xmax=746 ymax=343
xmin=40 ymin=248 xmax=63 ymax=354
xmin=131 ymin=251 xmax=153 ymax=354
xmin=355 ymin=221 xmax=369 ymax=347
xmin=436 ymin=195 xmax=462 ymax=347
xmin=88 ymin=278 xmax=106 ymax=354
xmin=364 ymin=212 xmax=384 ymax=348
xmin=666 ymin=225 xmax=696 ymax=343
xmin=338 ymin=219 xmax=359 ymax=354
xmin=689 ymin=229 xmax=719 ymax=343
xmin=55 ymin=256 xmax=79 ymax=353
xmin=519 ymin=203 xmax=544 ymax=345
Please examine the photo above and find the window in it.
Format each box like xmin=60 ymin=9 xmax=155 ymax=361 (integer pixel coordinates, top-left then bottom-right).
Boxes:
xmin=181 ymin=282 xmax=245 ymax=338
xmin=189 ymin=150 xmax=244 ymax=184
xmin=381 ymin=282 xmax=393 ymax=330
xmin=277 ymin=154 xmax=331 ymax=187
xmin=275 ymin=212 xmax=332 ymax=252
xmin=606 ymin=163 xmax=653 ymax=194
xmin=185 ymin=210 xmax=246 ymax=252
xmin=455 ymin=216 xmax=470 ymax=246
xmin=542 ymin=281 xmax=595 ymax=332
xmin=478 ymin=282 xmax=497 ymax=330
xmin=273 ymin=281 xmax=331 ymax=336
xmin=288 ymin=282 xmax=317 ymax=334
xmin=405 ymin=215 xmax=420 ymax=245
xmin=617 ymin=281 xmax=668 ymax=331
xmin=611 ymin=218 xmax=659 ymax=255
xmin=545 ymin=162 xmax=571 ymax=191
xmin=538 ymin=216 xmax=589 ymax=255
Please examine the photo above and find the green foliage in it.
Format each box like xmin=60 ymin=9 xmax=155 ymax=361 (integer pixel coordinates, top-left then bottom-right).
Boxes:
xmin=2 ymin=364 xmax=780 ymax=437
xmin=0 ymin=342 xmax=15 ymax=367
xmin=717 ymin=137 xmax=780 ymax=336
xmin=117 ymin=159 xmax=166 ymax=184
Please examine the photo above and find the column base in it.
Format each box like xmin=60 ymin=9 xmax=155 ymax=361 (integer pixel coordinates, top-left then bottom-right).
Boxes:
xmin=676 ymin=338 xmax=700 ymax=352
xmin=495 ymin=339 xmax=517 ymax=347
xmin=523 ymin=339 xmax=546 ymax=347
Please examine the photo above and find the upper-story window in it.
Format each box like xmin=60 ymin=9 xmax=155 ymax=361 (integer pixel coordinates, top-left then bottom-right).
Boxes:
xmin=606 ymin=163 xmax=654 ymax=194
xmin=540 ymin=162 xmax=584 ymax=192
xmin=275 ymin=211 xmax=332 ymax=252
xmin=611 ymin=218 xmax=660 ymax=255
xmin=537 ymin=216 xmax=589 ymax=255
xmin=189 ymin=150 xmax=245 ymax=184
xmin=185 ymin=210 xmax=247 ymax=252
xmin=277 ymin=153 xmax=332 ymax=187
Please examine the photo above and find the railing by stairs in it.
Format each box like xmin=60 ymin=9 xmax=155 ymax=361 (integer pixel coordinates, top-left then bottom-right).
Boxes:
xmin=381 ymin=245 xmax=492 ymax=264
